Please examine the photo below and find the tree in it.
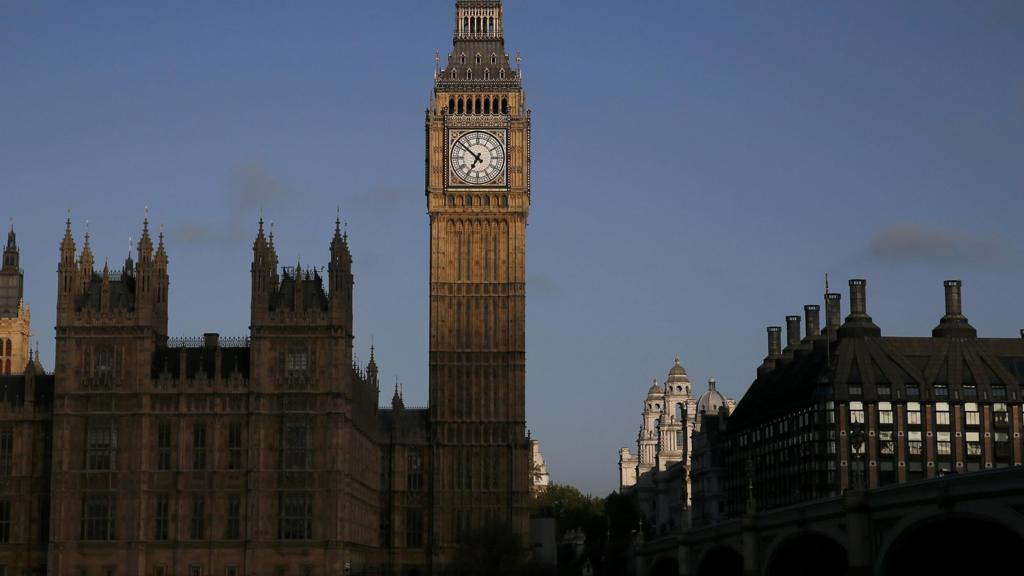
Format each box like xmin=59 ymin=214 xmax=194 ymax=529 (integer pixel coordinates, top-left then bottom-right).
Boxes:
xmin=444 ymin=519 xmax=529 ymax=576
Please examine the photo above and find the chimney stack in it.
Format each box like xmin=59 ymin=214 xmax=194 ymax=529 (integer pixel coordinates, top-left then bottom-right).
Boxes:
xmin=840 ymin=279 xmax=882 ymax=337
xmin=848 ymin=279 xmax=868 ymax=317
xmin=933 ymin=279 xmax=976 ymax=338
xmin=943 ymin=280 xmax=963 ymax=317
xmin=767 ymin=326 xmax=782 ymax=358
xmin=825 ymin=293 xmax=842 ymax=334
xmin=804 ymin=305 xmax=820 ymax=339
xmin=785 ymin=316 xmax=801 ymax=349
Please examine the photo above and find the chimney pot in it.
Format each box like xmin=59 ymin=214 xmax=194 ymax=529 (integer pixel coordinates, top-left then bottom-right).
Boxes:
xmin=203 ymin=333 xmax=219 ymax=349
xmin=825 ymin=293 xmax=842 ymax=332
xmin=849 ymin=279 xmax=867 ymax=316
xmin=943 ymin=280 xmax=963 ymax=317
xmin=785 ymin=316 xmax=801 ymax=349
xmin=767 ymin=326 xmax=782 ymax=358
xmin=804 ymin=305 xmax=821 ymax=338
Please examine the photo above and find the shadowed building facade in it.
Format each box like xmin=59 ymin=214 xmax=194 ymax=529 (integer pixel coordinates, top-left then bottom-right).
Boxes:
xmin=0 ymin=2 xmax=532 ymax=575
xmin=692 ymin=279 xmax=1024 ymax=519
xmin=424 ymin=0 xmax=532 ymax=562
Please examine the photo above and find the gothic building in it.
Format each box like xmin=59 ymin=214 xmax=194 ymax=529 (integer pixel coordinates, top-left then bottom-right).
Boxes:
xmin=693 ymin=279 xmax=1024 ymax=520
xmin=0 ymin=226 xmax=32 ymax=375
xmin=0 ymin=2 xmax=532 ymax=575
xmin=617 ymin=360 xmax=734 ymax=534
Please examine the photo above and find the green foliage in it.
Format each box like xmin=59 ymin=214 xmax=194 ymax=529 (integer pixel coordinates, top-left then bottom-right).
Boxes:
xmin=444 ymin=519 xmax=529 ymax=576
xmin=531 ymin=484 xmax=604 ymax=538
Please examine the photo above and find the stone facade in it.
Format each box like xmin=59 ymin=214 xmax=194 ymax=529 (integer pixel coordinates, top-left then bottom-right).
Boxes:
xmin=0 ymin=226 xmax=31 ymax=376
xmin=618 ymin=360 xmax=734 ymax=535
xmin=424 ymin=0 xmax=532 ymax=565
xmin=0 ymin=3 xmax=534 ymax=575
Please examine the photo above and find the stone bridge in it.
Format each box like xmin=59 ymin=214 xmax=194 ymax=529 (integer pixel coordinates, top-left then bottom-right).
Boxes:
xmin=637 ymin=467 xmax=1024 ymax=576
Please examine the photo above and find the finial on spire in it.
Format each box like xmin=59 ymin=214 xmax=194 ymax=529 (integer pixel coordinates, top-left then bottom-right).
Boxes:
xmin=128 ymin=235 xmax=132 ymax=256
xmin=434 ymin=51 xmax=441 ymax=79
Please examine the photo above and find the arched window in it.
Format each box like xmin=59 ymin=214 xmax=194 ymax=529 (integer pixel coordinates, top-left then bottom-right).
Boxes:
xmin=447 ymin=195 xmax=455 ymax=207
xmin=501 ymin=195 xmax=508 ymax=207
xmin=499 ymin=69 xmax=505 ymax=80
xmin=675 ymin=404 xmax=684 ymax=422
xmin=460 ymin=53 xmax=465 ymax=64
xmin=476 ymin=53 xmax=481 ymax=65
xmin=483 ymin=69 xmax=490 ymax=81
xmin=491 ymin=53 xmax=497 ymax=65
xmin=475 ymin=98 xmax=481 ymax=114
xmin=451 ymin=70 xmax=457 ymax=79
xmin=489 ymin=17 xmax=495 ymax=35
xmin=501 ymin=97 xmax=508 ymax=113
xmin=466 ymin=196 xmax=473 ymax=207
xmin=654 ymin=418 xmax=661 ymax=439
xmin=458 ymin=97 xmax=464 ymax=114
xmin=448 ymin=97 xmax=455 ymax=113
xmin=464 ymin=17 xmax=469 ymax=34
xmin=466 ymin=69 xmax=472 ymax=80
xmin=470 ymin=18 xmax=475 ymax=34
xmin=483 ymin=196 xmax=491 ymax=207
xmin=484 ymin=98 xmax=490 ymax=114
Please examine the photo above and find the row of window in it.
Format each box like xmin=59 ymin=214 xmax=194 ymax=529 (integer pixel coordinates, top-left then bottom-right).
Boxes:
xmin=849 ymin=401 xmax=1008 ymax=427
xmin=459 ymin=15 xmax=497 ymax=37
xmin=849 ymin=382 xmax=1008 ymax=400
xmin=446 ymin=95 xmax=509 ymax=115
xmin=81 ymin=493 xmax=314 ymax=542
xmin=85 ymin=420 xmax=308 ymax=471
xmin=445 ymin=195 xmax=509 ymax=208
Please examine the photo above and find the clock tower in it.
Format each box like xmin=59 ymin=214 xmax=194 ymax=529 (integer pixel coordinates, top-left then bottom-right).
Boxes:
xmin=426 ymin=0 xmax=531 ymax=554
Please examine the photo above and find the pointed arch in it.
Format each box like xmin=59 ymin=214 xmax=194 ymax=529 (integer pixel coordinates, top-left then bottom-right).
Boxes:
xmin=501 ymin=97 xmax=508 ymax=114
xmin=448 ymin=97 xmax=455 ymax=114
xmin=457 ymin=97 xmax=464 ymax=114
xmin=484 ymin=98 xmax=490 ymax=114
xmin=475 ymin=97 xmax=481 ymax=114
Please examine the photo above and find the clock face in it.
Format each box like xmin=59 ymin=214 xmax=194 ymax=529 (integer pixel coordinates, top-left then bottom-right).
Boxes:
xmin=450 ymin=131 xmax=505 ymax=185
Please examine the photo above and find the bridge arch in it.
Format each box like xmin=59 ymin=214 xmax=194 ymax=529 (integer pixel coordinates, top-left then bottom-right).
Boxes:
xmin=694 ymin=544 xmax=743 ymax=576
xmin=878 ymin=509 xmax=1024 ymax=575
xmin=649 ymin=555 xmax=678 ymax=576
xmin=764 ymin=530 xmax=848 ymax=576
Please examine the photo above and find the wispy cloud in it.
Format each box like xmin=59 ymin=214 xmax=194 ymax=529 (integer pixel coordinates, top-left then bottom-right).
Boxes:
xmin=170 ymin=161 xmax=301 ymax=246
xmin=868 ymin=223 xmax=1012 ymax=267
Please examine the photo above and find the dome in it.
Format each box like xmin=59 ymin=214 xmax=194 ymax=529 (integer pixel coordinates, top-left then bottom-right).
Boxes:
xmin=647 ymin=378 xmax=663 ymax=397
xmin=696 ymin=377 xmax=726 ymax=415
xmin=667 ymin=357 xmax=690 ymax=384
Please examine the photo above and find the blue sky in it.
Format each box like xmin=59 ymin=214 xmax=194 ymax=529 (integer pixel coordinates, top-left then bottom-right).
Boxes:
xmin=2 ymin=1 xmax=1022 ymax=496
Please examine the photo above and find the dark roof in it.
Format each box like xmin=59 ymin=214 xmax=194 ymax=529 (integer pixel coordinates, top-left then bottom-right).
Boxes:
xmin=379 ymin=408 xmax=430 ymax=445
xmin=151 ymin=345 xmax=250 ymax=380
xmin=271 ymin=269 xmax=329 ymax=312
xmin=729 ymin=331 xmax=1024 ymax=429
xmin=76 ymin=271 xmax=136 ymax=312
xmin=0 ymin=373 xmax=54 ymax=407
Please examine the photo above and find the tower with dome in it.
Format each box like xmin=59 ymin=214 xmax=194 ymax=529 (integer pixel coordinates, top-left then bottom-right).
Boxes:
xmin=618 ymin=358 xmax=735 ymax=532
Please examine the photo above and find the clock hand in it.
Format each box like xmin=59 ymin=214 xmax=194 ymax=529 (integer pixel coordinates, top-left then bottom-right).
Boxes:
xmin=456 ymin=141 xmax=484 ymax=165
